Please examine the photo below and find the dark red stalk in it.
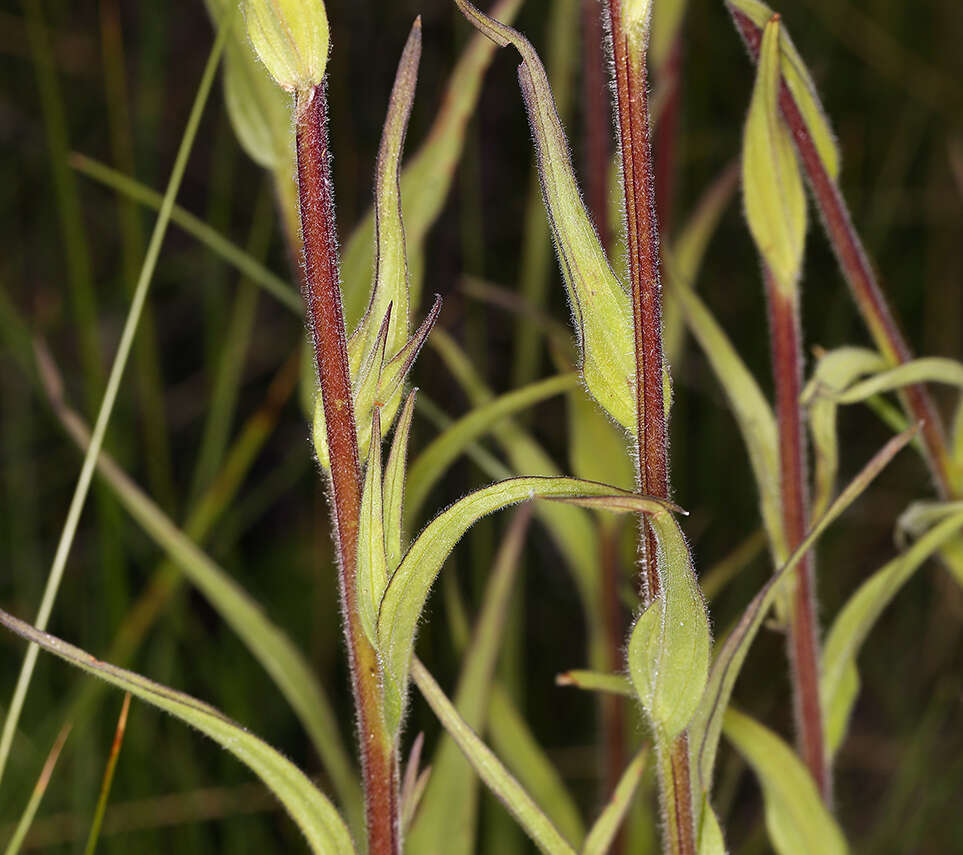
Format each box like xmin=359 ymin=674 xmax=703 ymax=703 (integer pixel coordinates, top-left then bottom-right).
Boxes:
xmin=764 ymin=268 xmax=828 ymax=798
xmin=582 ymin=0 xmax=611 ymax=250
xmin=295 ymin=83 xmax=398 ymax=855
xmin=730 ymin=7 xmax=957 ymax=500
xmin=605 ymin=3 xmax=693 ymax=853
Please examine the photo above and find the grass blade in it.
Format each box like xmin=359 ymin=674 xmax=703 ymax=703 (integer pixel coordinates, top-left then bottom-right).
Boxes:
xmin=83 ymin=694 xmax=131 ymax=855
xmin=581 ymin=749 xmax=649 ymax=855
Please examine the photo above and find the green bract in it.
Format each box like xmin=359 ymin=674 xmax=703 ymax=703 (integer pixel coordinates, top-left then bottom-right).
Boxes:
xmin=455 ymin=0 xmax=637 ymax=434
xmin=244 ymin=0 xmax=330 ymax=93
xmin=742 ymin=16 xmax=806 ymax=294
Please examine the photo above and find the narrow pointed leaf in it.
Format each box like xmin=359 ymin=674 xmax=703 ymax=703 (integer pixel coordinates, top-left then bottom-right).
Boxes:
xmin=697 ymin=796 xmax=727 ymax=855
xmin=411 ymin=658 xmax=578 ymax=855
xmin=357 ymin=409 xmax=387 ymax=646
xmin=378 ymin=478 xmax=666 ymax=734
xmin=0 ymin=609 xmax=355 ymax=855
xmin=581 ymin=749 xmax=649 ymax=855
xmin=349 ymin=19 xmax=421 ymax=370
xmin=690 ymin=427 xmax=915 ymax=792
xmin=821 ymin=509 xmax=963 ymax=757
xmin=723 ymin=708 xmax=847 ymax=855
xmin=742 ymin=16 xmax=806 ymax=294
xmin=819 ymin=356 xmax=963 ymax=404
xmin=341 ymin=0 xmax=524 ymax=328
xmin=455 ymin=0 xmax=636 ymax=431
xmin=384 ymin=390 xmax=417 ymax=572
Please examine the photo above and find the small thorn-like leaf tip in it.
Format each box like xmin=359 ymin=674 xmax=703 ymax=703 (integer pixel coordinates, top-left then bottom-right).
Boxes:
xmin=244 ymin=0 xmax=329 ymax=93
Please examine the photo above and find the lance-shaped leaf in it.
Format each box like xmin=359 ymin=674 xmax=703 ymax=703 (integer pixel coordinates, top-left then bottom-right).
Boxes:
xmin=0 ymin=609 xmax=355 ymax=855
xmin=341 ymin=0 xmax=524 ymax=328
xmin=411 ymin=658 xmax=578 ymax=855
xmin=556 ymin=670 xmax=633 ymax=697
xmin=723 ymin=707 xmax=848 ymax=855
xmin=455 ymin=0 xmax=637 ymax=432
xmin=377 ymin=478 xmax=670 ymax=736
xmin=384 ymin=390 xmax=417 ymax=572
xmin=689 ymin=427 xmax=915 ymax=793
xmin=726 ymin=0 xmax=840 ymax=180
xmin=244 ymin=0 xmax=329 ymax=93
xmin=581 ymin=749 xmax=649 ymax=855
xmin=816 ymin=356 xmax=963 ymax=404
xmin=801 ymin=347 xmax=887 ymax=518
xmin=821 ymin=509 xmax=963 ymax=757
xmin=357 ymin=409 xmax=388 ymax=645
xmin=626 ymin=510 xmax=712 ymax=740
xmin=697 ymin=796 xmax=727 ymax=855
xmin=742 ymin=15 xmax=806 ymax=294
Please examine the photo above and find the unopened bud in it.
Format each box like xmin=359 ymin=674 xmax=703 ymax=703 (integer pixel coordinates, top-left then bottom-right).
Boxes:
xmin=245 ymin=0 xmax=329 ymax=92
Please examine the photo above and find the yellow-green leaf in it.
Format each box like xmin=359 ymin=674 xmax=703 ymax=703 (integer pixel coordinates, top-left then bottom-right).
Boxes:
xmin=556 ymin=670 xmax=632 ymax=697
xmin=581 ymin=749 xmax=649 ymax=855
xmin=821 ymin=509 xmax=963 ymax=757
xmin=244 ymin=0 xmax=329 ymax=93
xmin=697 ymin=796 xmax=727 ymax=855
xmin=742 ymin=16 xmax=806 ymax=294
xmin=357 ymin=409 xmax=387 ymax=646
xmin=726 ymin=0 xmax=840 ymax=180
xmin=0 ymin=609 xmax=355 ymax=855
xmin=627 ymin=511 xmax=711 ymax=740
xmin=819 ymin=356 xmax=963 ymax=404
xmin=383 ymin=390 xmax=417 ymax=572
xmin=455 ymin=0 xmax=637 ymax=432
xmin=723 ymin=708 xmax=847 ymax=855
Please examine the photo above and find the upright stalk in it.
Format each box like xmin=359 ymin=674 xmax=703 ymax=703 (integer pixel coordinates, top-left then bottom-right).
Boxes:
xmin=764 ymin=266 xmax=827 ymax=797
xmin=730 ymin=7 xmax=958 ymax=499
xmin=295 ymin=84 xmax=398 ymax=855
xmin=605 ymin=2 xmax=694 ymax=852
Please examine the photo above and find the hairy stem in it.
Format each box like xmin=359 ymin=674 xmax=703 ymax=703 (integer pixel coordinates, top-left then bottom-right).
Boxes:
xmin=295 ymin=83 xmax=398 ymax=855
xmin=764 ymin=268 xmax=827 ymax=798
xmin=605 ymin=3 xmax=694 ymax=853
xmin=730 ymin=7 xmax=957 ymax=499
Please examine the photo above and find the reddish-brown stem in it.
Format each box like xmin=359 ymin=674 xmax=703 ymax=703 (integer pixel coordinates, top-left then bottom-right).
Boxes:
xmin=764 ymin=269 xmax=828 ymax=799
xmin=605 ymin=4 xmax=693 ymax=854
xmin=653 ymin=36 xmax=682 ymax=234
xmin=730 ymin=7 xmax=957 ymax=500
xmin=295 ymin=83 xmax=398 ymax=855
xmin=582 ymin=0 xmax=611 ymax=250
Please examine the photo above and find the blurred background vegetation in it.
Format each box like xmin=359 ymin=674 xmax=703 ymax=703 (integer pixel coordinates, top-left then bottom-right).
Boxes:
xmin=0 ymin=0 xmax=961 ymax=851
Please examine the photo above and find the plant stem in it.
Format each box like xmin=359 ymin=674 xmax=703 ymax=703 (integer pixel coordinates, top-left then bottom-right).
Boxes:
xmin=294 ymin=83 xmax=398 ymax=855
xmin=605 ymin=3 xmax=694 ymax=853
xmin=729 ymin=7 xmax=957 ymax=500
xmin=764 ymin=267 xmax=828 ymax=798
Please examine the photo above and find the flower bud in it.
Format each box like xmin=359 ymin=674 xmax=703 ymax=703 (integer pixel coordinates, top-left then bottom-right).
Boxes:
xmin=244 ymin=0 xmax=329 ymax=92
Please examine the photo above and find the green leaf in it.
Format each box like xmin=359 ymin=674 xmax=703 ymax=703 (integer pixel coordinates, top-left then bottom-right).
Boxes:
xmin=690 ymin=427 xmax=915 ymax=793
xmin=384 ymin=390 xmax=417 ymax=572
xmin=821 ymin=509 xmax=963 ymax=757
xmin=627 ymin=510 xmax=711 ymax=740
xmin=341 ymin=0 xmax=524 ymax=329
xmin=581 ymin=749 xmax=649 ymax=855
xmin=568 ymin=386 xmax=635 ymax=493
xmin=723 ymin=707 xmax=847 ymax=855
xmin=742 ymin=15 xmax=806 ymax=294
xmin=411 ymin=658 xmax=578 ymax=855
xmin=556 ymin=670 xmax=633 ymax=697
xmin=244 ymin=0 xmax=329 ymax=93
xmin=664 ymin=257 xmax=784 ymax=560
xmin=405 ymin=373 xmax=580 ymax=518
xmin=407 ymin=507 xmax=532 ymax=855
xmin=726 ymin=0 xmax=840 ymax=180
xmin=0 ymin=609 xmax=355 ymax=855
xmin=816 ymin=356 xmax=963 ymax=404
xmin=47 ymin=396 xmax=361 ymax=825
xmin=801 ymin=347 xmax=887 ymax=518
xmin=455 ymin=0 xmax=637 ymax=432
xmin=357 ymin=409 xmax=388 ymax=646
xmin=651 ymin=0 xmax=687 ymax=71
xmin=378 ymin=478 xmax=666 ymax=735
xmin=696 ymin=796 xmax=727 ymax=855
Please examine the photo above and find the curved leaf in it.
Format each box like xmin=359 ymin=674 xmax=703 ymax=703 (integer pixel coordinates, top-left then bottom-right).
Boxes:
xmin=581 ymin=749 xmax=649 ymax=855
xmin=822 ymin=356 xmax=963 ymax=404
xmin=723 ymin=707 xmax=847 ymax=855
xmin=0 ymin=609 xmax=355 ymax=855
xmin=411 ymin=659 xmax=578 ymax=855
xmin=821 ymin=509 xmax=963 ymax=757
